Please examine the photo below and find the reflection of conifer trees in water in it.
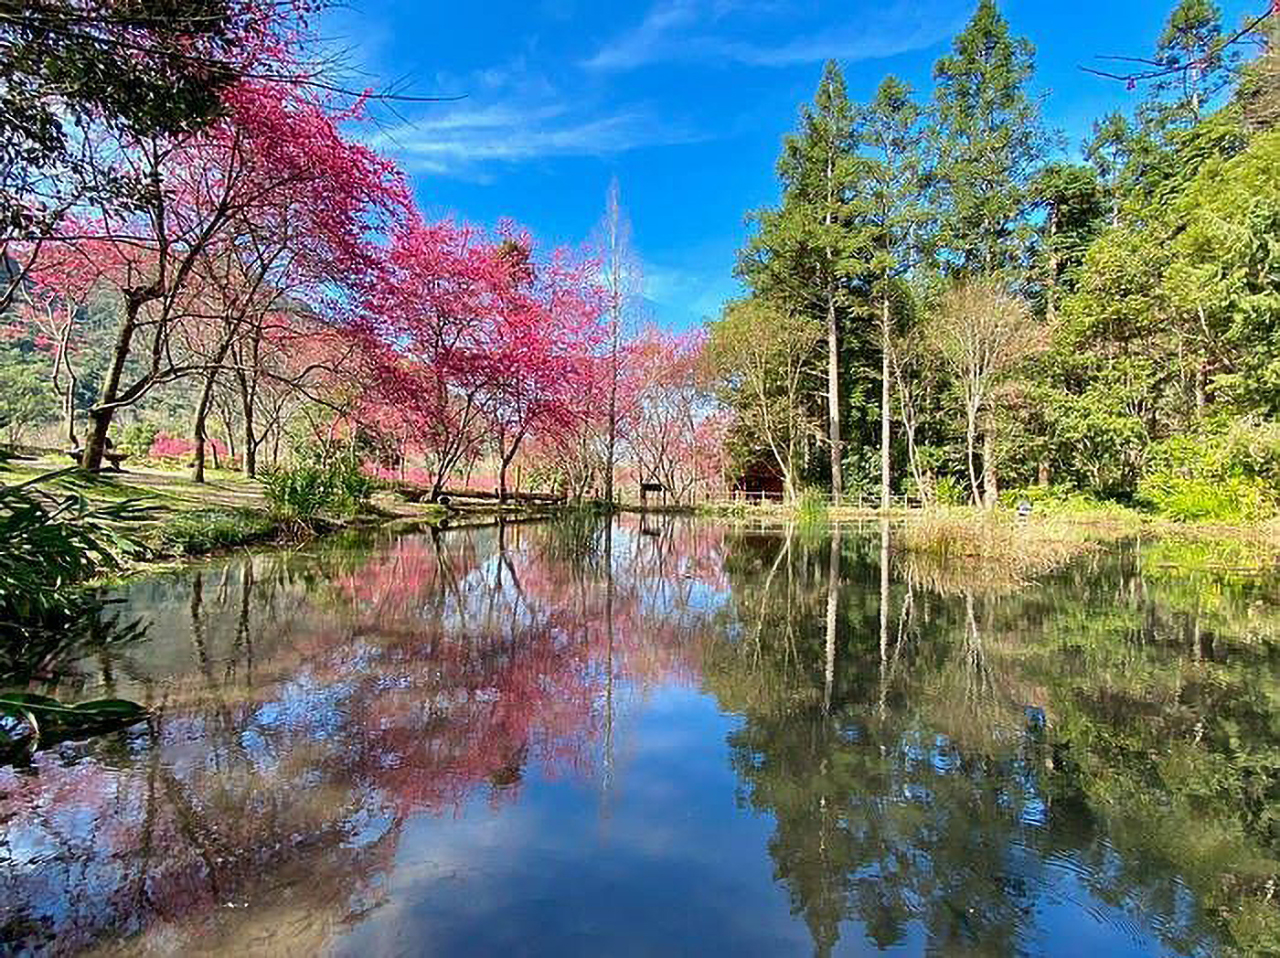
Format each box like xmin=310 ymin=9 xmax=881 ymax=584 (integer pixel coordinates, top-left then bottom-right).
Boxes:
xmin=706 ymin=530 xmax=1277 ymax=956
xmin=824 ymin=526 xmax=840 ymax=714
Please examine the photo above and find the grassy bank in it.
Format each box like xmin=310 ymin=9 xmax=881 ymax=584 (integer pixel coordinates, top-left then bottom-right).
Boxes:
xmin=700 ymin=494 xmax=1280 ymax=582
xmin=0 ymin=459 xmax=450 ymax=566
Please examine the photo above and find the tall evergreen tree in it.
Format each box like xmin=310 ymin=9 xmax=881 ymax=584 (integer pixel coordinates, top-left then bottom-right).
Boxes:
xmin=1148 ymin=0 xmax=1233 ymax=127
xmin=1085 ymin=112 xmax=1137 ymax=224
xmin=852 ymin=76 xmax=932 ymax=510
xmin=931 ymin=0 xmax=1048 ymax=277
xmin=1029 ymin=163 xmax=1105 ymax=322
xmin=739 ymin=60 xmax=860 ymax=501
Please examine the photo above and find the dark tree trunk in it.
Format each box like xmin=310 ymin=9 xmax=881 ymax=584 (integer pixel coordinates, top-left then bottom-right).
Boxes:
xmin=83 ymin=409 xmax=113 ymax=472
xmin=191 ymin=354 xmax=228 ymax=484
xmin=83 ymin=305 xmax=140 ymax=471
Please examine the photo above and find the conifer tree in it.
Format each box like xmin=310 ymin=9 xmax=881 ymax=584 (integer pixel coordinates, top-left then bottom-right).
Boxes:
xmin=852 ymin=76 xmax=932 ymax=510
xmin=931 ymin=0 xmax=1047 ymax=277
xmin=1085 ymin=112 xmax=1136 ymax=224
xmin=739 ymin=60 xmax=859 ymax=501
xmin=1149 ymin=0 xmax=1233 ymax=127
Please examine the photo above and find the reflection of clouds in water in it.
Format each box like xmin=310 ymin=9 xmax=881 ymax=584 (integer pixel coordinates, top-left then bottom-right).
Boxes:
xmin=0 ymin=522 xmax=1270 ymax=956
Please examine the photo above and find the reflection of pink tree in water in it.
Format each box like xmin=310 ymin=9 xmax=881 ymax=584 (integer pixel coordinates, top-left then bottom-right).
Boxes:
xmin=0 ymin=519 xmax=720 ymax=953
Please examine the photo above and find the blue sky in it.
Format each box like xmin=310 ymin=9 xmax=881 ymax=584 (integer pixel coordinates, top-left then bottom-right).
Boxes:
xmin=323 ymin=0 xmax=1259 ymax=329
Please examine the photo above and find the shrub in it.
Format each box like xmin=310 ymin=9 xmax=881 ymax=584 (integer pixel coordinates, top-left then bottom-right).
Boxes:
xmin=1140 ymin=473 xmax=1270 ymax=523
xmin=115 ymin=422 xmax=160 ymax=459
xmin=261 ymin=458 xmax=373 ymax=527
xmin=998 ymin=485 xmax=1138 ymax=519
xmin=1138 ymin=421 xmax=1280 ymax=523
xmin=336 ymin=459 xmax=375 ymax=510
xmin=795 ymin=488 xmax=829 ymax=525
xmin=933 ymin=475 xmax=968 ymax=506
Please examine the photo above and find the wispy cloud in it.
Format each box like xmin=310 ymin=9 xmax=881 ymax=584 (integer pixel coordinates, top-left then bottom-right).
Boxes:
xmin=364 ymin=60 xmax=704 ymax=179
xmin=643 ymin=261 xmax=741 ymax=327
xmin=373 ymin=107 xmax=701 ymax=176
xmin=584 ymin=0 xmax=964 ymax=72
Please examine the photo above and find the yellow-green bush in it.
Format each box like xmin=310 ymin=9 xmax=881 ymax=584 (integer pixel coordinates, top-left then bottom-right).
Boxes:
xmin=1138 ymin=421 xmax=1280 ymax=523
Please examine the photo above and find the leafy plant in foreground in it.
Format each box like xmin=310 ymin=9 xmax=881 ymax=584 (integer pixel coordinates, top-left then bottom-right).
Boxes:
xmin=262 ymin=458 xmax=374 ymax=529
xmin=0 ymin=469 xmax=152 ymax=628
xmin=0 ymin=693 xmax=149 ymax=762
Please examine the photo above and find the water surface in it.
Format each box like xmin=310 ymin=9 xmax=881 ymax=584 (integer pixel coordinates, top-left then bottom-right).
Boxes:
xmin=3 ymin=516 xmax=1279 ymax=956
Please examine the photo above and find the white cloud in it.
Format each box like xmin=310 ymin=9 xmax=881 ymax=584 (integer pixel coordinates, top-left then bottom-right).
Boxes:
xmin=584 ymin=0 xmax=965 ymax=72
xmin=643 ymin=261 xmax=741 ymax=327
xmin=372 ymin=106 xmax=703 ymax=177
xmin=364 ymin=60 xmax=705 ymax=179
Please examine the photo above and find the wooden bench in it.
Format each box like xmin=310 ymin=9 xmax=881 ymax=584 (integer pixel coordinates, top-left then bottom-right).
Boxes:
xmin=66 ymin=450 xmax=129 ymax=472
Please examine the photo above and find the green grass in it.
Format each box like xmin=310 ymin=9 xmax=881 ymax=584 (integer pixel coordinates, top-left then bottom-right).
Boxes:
xmin=153 ymin=508 xmax=280 ymax=556
xmin=1 ymin=460 xmax=287 ymax=562
xmin=794 ymin=488 xmax=829 ymax=527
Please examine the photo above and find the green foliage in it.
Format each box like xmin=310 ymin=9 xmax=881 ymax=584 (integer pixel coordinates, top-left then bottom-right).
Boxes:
xmin=1238 ymin=14 xmax=1280 ymax=131
xmin=0 ymin=356 xmax=54 ymax=444
xmin=155 ymin=508 xmax=277 ymax=555
xmin=1140 ymin=472 xmax=1267 ymax=523
xmin=736 ymin=60 xmax=865 ymax=491
xmin=262 ymin=459 xmax=373 ymax=527
xmin=116 ymin=422 xmax=160 ymax=459
xmin=852 ymin=74 xmax=934 ymax=292
xmin=1149 ymin=0 xmax=1234 ymax=129
xmin=795 ymin=488 xmax=829 ymax=526
xmin=1168 ymin=128 xmax=1280 ymax=414
xmin=1029 ymin=162 xmax=1106 ymax=312
xmin=1050 ymin=115 xmax=1280 ymax=508
xmin=738 ymin=60 xmax=863 ymax=312
xmin=930 ymin=0 xmax=1048 ymax=274
xmin=998 ymin=484 xmax=1139 ymax=520
xmin=0 ymin=469 xmax=151 ymax=628
xmin=722 ymin=1 xmax=1280 ymax=523
xmin=932 ymin=475 xmax=967 ymax=506
xmin=1031 ymin=352 xmax=1152 ymax=497
xmin=1138 ymin=421 xmax=1280 ymax=522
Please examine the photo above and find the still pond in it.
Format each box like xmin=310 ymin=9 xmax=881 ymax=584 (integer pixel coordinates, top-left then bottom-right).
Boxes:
xmin=3 ymin=515 xmax=1280 ymax=956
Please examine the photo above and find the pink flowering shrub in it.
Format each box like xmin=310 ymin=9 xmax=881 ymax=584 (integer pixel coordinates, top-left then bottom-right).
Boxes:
xmin=149 ymin=431 xmax=228 ymax=462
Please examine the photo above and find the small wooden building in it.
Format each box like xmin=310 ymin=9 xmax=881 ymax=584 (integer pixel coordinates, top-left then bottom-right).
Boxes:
xmin=639 ymin=480 xmax=667 ymax=507
xmin=731 ymin=459 xmax=785 ymax=501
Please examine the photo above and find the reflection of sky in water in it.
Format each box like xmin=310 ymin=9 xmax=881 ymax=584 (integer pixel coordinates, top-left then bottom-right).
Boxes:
xmin=0 ymin=520 xmax=1265 ymax=956
xmin=334 ymin=688 xmax=818 ymax=957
